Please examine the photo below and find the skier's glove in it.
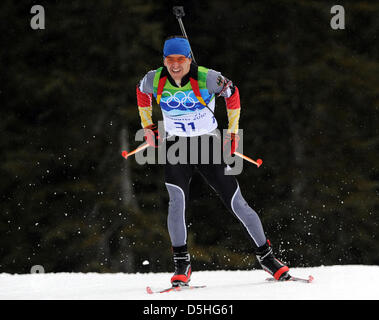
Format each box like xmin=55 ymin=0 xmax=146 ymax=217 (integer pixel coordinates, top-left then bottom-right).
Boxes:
xmin=223 ymin=132 xmax=240 ymax=155
xmin=144 ymin=124 xmax=161 ymax=148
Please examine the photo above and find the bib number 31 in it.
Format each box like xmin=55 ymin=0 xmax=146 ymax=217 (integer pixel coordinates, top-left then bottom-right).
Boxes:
xmin=174 ymin=121 xmax=195 ymax=132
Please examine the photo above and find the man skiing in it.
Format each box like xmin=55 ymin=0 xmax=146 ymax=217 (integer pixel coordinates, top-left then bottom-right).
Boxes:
xmin=136 ymin=36 xmax=290 ymax=286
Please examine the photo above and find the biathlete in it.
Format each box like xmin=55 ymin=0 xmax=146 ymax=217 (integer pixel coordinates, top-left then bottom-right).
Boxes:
xmin=136 ymin=36 xmax=290 ymax=286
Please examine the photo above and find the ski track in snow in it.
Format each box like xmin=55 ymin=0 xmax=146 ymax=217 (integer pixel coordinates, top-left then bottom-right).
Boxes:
xmin=0 ymin=265 xmax=378 ymax=300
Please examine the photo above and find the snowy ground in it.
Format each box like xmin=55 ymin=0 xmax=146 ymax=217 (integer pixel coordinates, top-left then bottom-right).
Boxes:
xmin=0 ymin=265 xmax=378 ymax=300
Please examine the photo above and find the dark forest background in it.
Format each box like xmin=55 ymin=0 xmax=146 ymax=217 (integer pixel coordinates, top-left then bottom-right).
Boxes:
xmin=1 ymin=0 xmax=378 ymax=274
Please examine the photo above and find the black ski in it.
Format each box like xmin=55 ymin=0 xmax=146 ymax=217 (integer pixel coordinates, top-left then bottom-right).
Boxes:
xmin=266 ymin=275 xmax=314 ymax=283
xmin=146 ymin=284 xmax=206 ymax=294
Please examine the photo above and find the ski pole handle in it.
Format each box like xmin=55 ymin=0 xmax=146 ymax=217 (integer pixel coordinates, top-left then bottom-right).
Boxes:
xmin=121 ymin=142 xmax=149 ymax=160
xmin=173 ymin=6 xmax=185 ymax=19
xmin=234 ymin=151 xmax=263 ymax=168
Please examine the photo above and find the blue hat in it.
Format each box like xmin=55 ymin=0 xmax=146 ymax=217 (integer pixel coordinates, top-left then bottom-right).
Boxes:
xmin=163 ymin=37 xmax=191 ymax=58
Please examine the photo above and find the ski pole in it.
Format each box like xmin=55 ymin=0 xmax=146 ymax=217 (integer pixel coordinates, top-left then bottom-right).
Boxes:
xmin=234 ymin=151 xmax=263 ymax=168
xmin=173 ymin=6 xmax=197 ymax=64
xmin=121 ymin=142 xmax=149 ymax=160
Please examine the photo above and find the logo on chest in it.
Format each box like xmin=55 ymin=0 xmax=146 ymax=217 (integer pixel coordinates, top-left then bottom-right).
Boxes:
xmin=160 ymin=90 xmax=204 ymax=110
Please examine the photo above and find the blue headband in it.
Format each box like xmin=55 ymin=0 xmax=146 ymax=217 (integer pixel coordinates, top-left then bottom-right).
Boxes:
xmin=163 ymin=37 xmax=191 ymax=58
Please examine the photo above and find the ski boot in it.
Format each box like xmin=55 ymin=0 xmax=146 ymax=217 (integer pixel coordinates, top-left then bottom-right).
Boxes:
xmin=256 ymin=240 xmax=291 ymax=281
xmin=171 ymin=245 xmax=192 ymax=287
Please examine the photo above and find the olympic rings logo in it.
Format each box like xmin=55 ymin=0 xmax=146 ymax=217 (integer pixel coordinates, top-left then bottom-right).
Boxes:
xmin=161 ymin=90 xmax=199 ymax=109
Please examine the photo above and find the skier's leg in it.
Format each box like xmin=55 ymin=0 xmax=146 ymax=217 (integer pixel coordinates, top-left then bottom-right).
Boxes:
xmin=229 ymin=182 xmax=267 ymax=247
xmin=197 ymin=163 xmax=266 ymax=248
xmin=165 ymin=163 xmax=193 ymax=247
xmin=197 ymin=163 xmax=290 ymax=280
xmin=165 ymin=163 xmax=193 ymax=285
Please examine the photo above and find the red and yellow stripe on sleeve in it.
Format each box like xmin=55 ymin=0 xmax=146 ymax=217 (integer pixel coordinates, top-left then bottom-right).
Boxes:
xmin=136 ymin=86 xmax=153 ymax=128
xmin=224 ymin=86 xmax=241 ymax=134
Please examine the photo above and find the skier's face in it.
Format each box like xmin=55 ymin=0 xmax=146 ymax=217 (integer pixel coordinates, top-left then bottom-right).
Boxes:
xmin=164 ymin=54 xmax=192 ymax=82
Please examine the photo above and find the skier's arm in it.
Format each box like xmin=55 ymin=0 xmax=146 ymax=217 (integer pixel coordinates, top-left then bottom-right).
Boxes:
xmin=136 ymin=70 xmax=155 ymax=128
xmin=206 ymin=70 xmax=241 ymax=134
xmin=136 ymin=70 xmax=161 ymax=147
